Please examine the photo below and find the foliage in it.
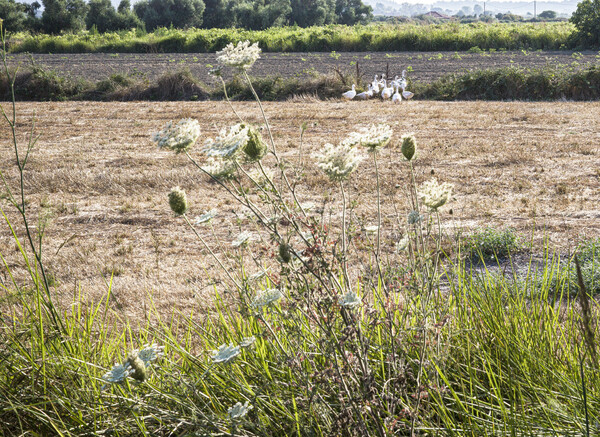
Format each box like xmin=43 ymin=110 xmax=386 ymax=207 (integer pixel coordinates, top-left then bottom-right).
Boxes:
xmin=0 ymin=0 xmax=28 ymax=32
xmin=40 ymin=0 xmax=88 ymax=33
xmin=134 ymin=0 xmax=205 ymax=30
xmin=570 ymin=0 xmax=600 ymax=47
xmin=462 ymin=226 xmax=524 ymax=261
xmin=85 ymin=0 xmax=141 ymax=32
xmin=7 ymin=22 xmax=576 ymax=53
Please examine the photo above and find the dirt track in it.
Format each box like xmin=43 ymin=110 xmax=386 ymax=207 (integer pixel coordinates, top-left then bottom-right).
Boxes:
xmin=6 ymin=50 xmax=600 ymax=84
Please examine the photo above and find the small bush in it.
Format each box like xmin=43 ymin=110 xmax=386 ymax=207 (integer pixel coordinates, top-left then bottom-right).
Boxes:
xmin=463 ymin=226 xmax=523 ymax=260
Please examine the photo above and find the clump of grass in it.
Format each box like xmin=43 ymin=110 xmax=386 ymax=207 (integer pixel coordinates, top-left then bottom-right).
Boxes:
xmin=463 ymin=226 xmax=524 ymax=261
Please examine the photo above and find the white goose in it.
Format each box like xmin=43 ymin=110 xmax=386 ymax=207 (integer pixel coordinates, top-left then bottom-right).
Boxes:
xmin=402 ymin=89 xmax=414 ymax=100
xmin=371 ymin=75 xmax=380 ymax=94
xmin=355 ymin=84 xmax=373 ymax=100
xmin=381 ymin=80 xmax=393 ymax=100
xmin=342 ymin=84 xmax=356 ymax=100
xmin=392 ymin=85 xmax=402 ymax=104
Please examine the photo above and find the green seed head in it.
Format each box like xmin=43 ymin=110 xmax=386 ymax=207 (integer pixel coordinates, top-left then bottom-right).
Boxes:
xmin=279 ymin=242 xmax=291 ymax=264
xmin=127 ymin=353 xmax=147 ymax=382
xmin=243 ymin=126 xmax=268 ymax=162
xmin=168 ymin=186 xmax=188 ymax=216
xmin=401 ymin=134 xmax=417 ymax=161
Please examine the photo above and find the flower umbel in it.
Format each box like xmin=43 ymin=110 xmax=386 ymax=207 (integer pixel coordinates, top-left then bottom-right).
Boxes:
xmin=153 ymin=119 xmax=200 ymax=154
xmin=232 ymin=231 xmax=255 ymax=248
xmin=356 ymin=124 xmax=393 ymax=152
xmin=195 ymin=209 xmax=218 ymax=225
xmin=315 ymin=143 xmax=363 ymax=182
xmin=228 ymin=401 xmax=253 ymax=420
xmin=340 ymin=291 xmax=361 ymax=308
xmin=240 ymin=336 xmax=256 ymax=348
xmin=251 ymin=288 xmax=283 ymax=309
xmin=202 ymin=156 xmax=237 ymax=180
xmin=211 ymin=343 xmax=241 ymax=364
xmin=396 ymin=235 xmax=410 ymax=252
xmin=168 ymin=186 xmax=188 ymax=216
xmin=135 ymin=343 xmax=164 ymax=367
xmin=216 ymin=40 xmax=261 ymax=71
xmin=203 ymin=124 xmax=250 ymax=159
xmin=419 ymin=178 xmax=453 ymax=211
xmin=102 ymin=363 xmax=132 ymax=384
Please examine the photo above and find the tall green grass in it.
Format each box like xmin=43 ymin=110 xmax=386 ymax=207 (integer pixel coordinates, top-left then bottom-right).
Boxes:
xmin=8 ymin=22 xmax=576 ymax=54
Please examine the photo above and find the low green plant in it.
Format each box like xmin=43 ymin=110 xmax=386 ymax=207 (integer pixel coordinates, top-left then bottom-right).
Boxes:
xmin=462 ymin=226 xmax=524 ymax=261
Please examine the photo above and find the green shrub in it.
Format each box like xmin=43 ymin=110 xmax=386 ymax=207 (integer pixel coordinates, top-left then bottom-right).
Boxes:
xmin=463 ymin=226 xmax=524 ymax=260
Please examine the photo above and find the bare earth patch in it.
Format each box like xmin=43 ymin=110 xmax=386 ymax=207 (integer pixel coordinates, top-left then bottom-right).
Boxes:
xmin=0 ymin=100 xmax=599 ymax=321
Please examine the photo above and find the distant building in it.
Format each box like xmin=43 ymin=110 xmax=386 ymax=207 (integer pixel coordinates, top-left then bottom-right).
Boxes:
xmin=423 ymin=11 xmax=451 ymax=19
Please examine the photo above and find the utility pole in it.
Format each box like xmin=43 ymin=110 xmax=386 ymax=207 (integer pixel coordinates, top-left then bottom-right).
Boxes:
xmin=534 ymin=0 xmax=536 ymax=18
xmin=483 ymin=1 xmax=486 ymax=15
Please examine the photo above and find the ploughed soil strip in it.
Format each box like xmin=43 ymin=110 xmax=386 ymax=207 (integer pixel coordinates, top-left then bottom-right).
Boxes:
xmin=6 ymin=50 xmax=600 ymax=84
xmin=0 ymin=100 xmax=598 ymax=321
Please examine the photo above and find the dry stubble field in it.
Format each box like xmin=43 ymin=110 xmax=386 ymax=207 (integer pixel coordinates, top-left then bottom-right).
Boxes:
xmin=0 ymin=99 xmax=599 ymax=321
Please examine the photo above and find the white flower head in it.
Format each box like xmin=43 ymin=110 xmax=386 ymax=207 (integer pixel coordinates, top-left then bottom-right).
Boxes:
xmin=211 ymin=343 xmax=241 ymax=364
xmin=250 ymin=288 xmax=283 ymax=309
xmin=240 ymin=336 xmax=256 ymax=348
xmin=216 ymin=40 xmax=261 ymax=71
xmin=247 ymin=271 xmax=266 ymax=282
xmin=419 ymin=178 xmax=453 ymax=211
xmin=365 ymin=225 xmax=379 ymax=234
xmin=153 ymin=119 xmax=201 ymax=154
xmin=228 ymin=401 xmax=253 ymax=420
xmin=134 ymin=343 xmax=164 ymax=367
xmin=195 ymin=209 xmax=218 ymax=225
xmin=248 ymin=167 xmax=274 ymax=187
xmin=203 ymin=124 xmax=250 ymax=159
xmin=340 ymin=291 xmax=361 ymax=308
xmin=232 ymin=231 xmax=255 ymax=248
xmin=102 ymin=362 xmax=132 ymax=384
xmin=314 ymin=142 xmax=363 ymax=182
xmin=396 ymin=235 xmax=410 ymax=252
xmin=356 ymin=124 xmax=393 ymax=152
xmin=201 ymin=156 xmax=237 ymax=180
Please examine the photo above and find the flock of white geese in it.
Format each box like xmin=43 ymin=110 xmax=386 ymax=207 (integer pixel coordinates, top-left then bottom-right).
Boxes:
xmin=342 ymin=70 xmax=414 ymax=103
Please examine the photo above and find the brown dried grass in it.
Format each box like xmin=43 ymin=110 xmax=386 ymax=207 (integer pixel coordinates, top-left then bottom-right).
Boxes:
xmin=0 ymin=100 xmax=599 ymax=321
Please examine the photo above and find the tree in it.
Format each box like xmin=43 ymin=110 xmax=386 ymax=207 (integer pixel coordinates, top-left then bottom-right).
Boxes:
xmin=334 ymin=0 xmax=372 ymax=25
xmin=571 ymin=0 xmax=600 ymax=46
xmin=134 ymin=0 xmax=205 ymax=30
xmin=202 ymin=0 xmax=235 ymax=28
xmin=538 ymin=10 xmax=556 ymax=19
xmin=41 ymin=0 xmax=88 ymax=33
xmin=86 ymin=0 xmax=118 ymax=32
xmin=290 ymin=0 xmax=335 ymax=27
xmin=230 ymin=0 xmax=291 ymax=30
xmin=473 ymin=4 xmax=483 ymax=16
xmin=0 ymin=0 xmax=27 ymax=31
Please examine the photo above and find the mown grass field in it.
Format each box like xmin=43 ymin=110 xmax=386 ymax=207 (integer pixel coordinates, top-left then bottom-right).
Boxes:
xmin=0 ymin=99 xmax=598 ymax=320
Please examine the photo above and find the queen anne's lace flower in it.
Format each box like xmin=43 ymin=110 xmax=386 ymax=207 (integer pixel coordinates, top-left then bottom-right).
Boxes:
xmin=396 ymin=235 xmax=410 ymax=252
xmin=203 ymin=124 xmax=250 ymax=159
xmin=228 ymin=401 xmax=253 ymax=420
xmin=400 ymin=133 xmax=417 ymax=161
xmin=240 ymin=336 xmax=256 ymax=348
xmin=211 ymin=343 xmax=241 ymax=364
xmin=135 ymin=344 xmax=164 ymax=367
xmin=216 ymin=41 xmax=261 ymax=71
xmin=340 ymin=291 xmax=361 ymax=308
xmin=315 ymin=143 xmax=363 ymax=182
xmin=250 ymin=288 xmax=283 ymax=309
xmin=355 ymin=124 xmax=393 ymax=152
xmin=232 ymin=231 xmax=255 ymax=248
xmin=202 ymin=156 xmax=237 ymax=179
xmin=102 ymin=363 xmax=132 ymax=384
xmin=365 ymin=225 xmax=379 ymax=234
xmin=195 ymin=209 xmax=218 ymax=225
xmin=419 ymin=178 xmax=453 ymax=211
xmin=168 ymin=186 xmax=188 ymax=216
xmin=153 ymin=119 xmax=201 ymax=154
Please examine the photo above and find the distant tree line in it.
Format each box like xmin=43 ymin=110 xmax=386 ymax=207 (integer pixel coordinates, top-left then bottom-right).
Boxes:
xmin=0 ymin=0 xmax=372 ymax=33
